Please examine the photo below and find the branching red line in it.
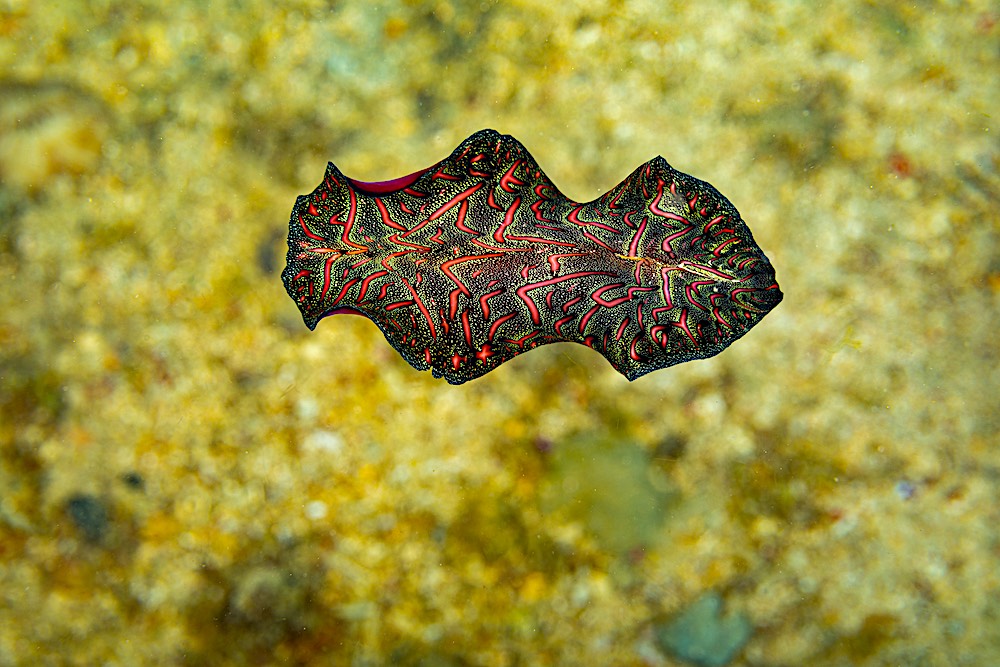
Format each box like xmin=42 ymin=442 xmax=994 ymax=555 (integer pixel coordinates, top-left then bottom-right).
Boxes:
xmin=649 ymin=179 xmax=690 ymax=222
xmin=516 ymin=271 xmax=615 ymax=324
xmin=387 ymin=234 xmax=431 ymax=251
xmin=479 ymin=289 xmax=504 ymax=320
xmin=608 ymin=186 xmax=625 ymax=209
xmin=400 ymin=215 xmax=432 ymax=238
xmin=330 ymin=278 xmax=360 ymax=307
xmin=499 ymin=160 xmax=525 ymax=193
xmin=380 ymin=250 xmax=411 ymax=271
xmin=486 ymin=189 xmax=503 ymax=211
xmin=671 ymin=308 xmax=698 ymax=345
xmin=712 ymin=237 xmax=740 ymax=256
xmin=400 ymin=276 xmax=436 ymax=338
xmin=582 ymin=231 xmax=617 ymax=252
xmin=493 ymin=196 xmax=521 ymax=243
xmin=505 ymin=330 xmax=538 ymax=348
xmin=566 ymin=205 xmax=585 ymax=226
xmin=684 ymin=280 xmax=713 ymax=312
xmin=454 ymin=199 xmax=476 ymax=234
xmin=561 ymin=296 xmax=582 ymax=313
xmin=530 ymin=198 xmax=554 ymax=223
xmin=326 ymin=189 xmax=369 ymax=251
xmin=448 ymin=288 xmax=462 ymax=320
xmin=591 ymin=283 xmax=628 ymax=307
xmin=357 ymin=270 xmax=389 ymax=303
xmin=703 ymin=215 xmax=726 ymax=232
xmin=651 ymin=325 xmax=669 ymax=348
xmin=660 ymin=225 xmax=691 ymax=254
xmin=375 ymin=197 xmax=407 ymax=231
xmin=441 ymin=253 xmax=505 ymax=297
xmin=566 ymin=205 xmax=621 ymax=233
xmin=554 ymin=315 xmax=575 ymax=336
xmin=627 ymin=214 xmax=647 ymax=258
xmin=431 ymin=167 xmax=460 ymax=181
xmin=488 ymin=312 xmax=517 ymax=341
xmin=659 ymin=267 xmax=679 ymax=310
xmin=428 ymin=182 xmax=485 ymax=222
xmin=320 ymin=255 xmax=337 ymax=300
xmin=299 ymin=215 xmax=325 ymax=241
xmin=615 ymin=317 xmax=630 ymax=340
xmin=577 ymin=305 xmax=599 ymax=334
xmin=460 ymin=310 xmax=472 ymax=346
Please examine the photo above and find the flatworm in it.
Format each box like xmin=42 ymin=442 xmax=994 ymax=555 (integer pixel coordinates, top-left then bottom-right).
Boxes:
xmin=282 ymin=129 xmax=781 ymax=384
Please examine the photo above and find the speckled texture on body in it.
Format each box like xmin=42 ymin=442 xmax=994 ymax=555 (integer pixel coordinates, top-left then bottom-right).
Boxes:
xmin=0 ymin=1 xmax=997 ymax=666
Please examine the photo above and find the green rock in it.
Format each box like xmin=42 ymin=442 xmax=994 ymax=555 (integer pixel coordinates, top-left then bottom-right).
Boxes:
xmin=655 ymin=592 xmax=752 ymax=667
xmin=540 ymin=436 xmax=672 ymax=554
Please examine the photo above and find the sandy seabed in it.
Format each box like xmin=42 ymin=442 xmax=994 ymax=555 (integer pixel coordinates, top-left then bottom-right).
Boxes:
xmin=0 ymin=1 xmax=997 ymax=665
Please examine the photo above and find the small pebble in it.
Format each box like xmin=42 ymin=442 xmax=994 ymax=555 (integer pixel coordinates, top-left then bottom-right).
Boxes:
xmin=65 ymin=494 xmax=109 ymax=543
xmin=894 ymin=479 xmax=916 ymax=500
xmin=121 ymin=471 xmax=145 ymax=490
xmin=304 ymin=500 xmax=328 ymax=520
xmin=655 ymin=592 xmax=752 ymax=667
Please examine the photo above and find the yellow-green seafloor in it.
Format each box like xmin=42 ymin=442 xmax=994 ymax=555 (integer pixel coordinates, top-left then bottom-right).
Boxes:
xmin=0 ymin=1 xmax=997 ymax=665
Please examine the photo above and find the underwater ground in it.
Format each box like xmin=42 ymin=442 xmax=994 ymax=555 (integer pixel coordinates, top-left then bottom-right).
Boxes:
xmin=0 ymin=1 xmax=997 ymax=665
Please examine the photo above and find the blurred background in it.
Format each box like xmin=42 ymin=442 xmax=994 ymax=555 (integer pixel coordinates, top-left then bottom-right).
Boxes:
xmin=0 ymin=1 xmax=997 ymax=665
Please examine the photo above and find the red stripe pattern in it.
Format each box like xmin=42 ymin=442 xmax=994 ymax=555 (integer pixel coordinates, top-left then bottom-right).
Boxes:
xmin=282 ymin=129 xmax=782 ymax=384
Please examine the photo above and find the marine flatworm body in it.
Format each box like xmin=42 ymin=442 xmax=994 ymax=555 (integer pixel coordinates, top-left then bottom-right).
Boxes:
xmin=282 ymin=129 xmax=781 ymax=384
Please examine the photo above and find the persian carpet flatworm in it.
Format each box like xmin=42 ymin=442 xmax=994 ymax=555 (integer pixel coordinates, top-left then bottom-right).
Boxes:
xmin=282 ymin=129 xmax=782 ymax=384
